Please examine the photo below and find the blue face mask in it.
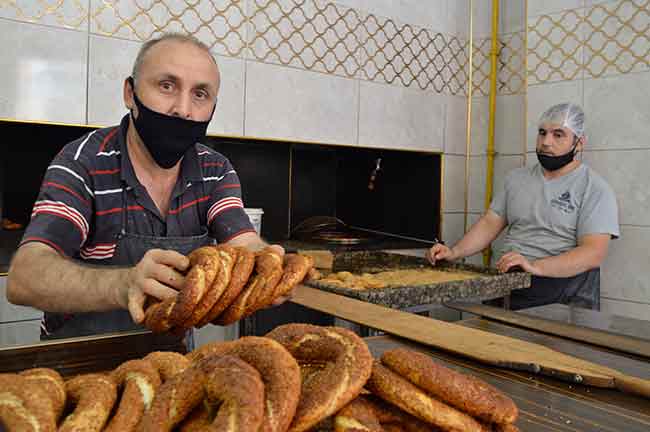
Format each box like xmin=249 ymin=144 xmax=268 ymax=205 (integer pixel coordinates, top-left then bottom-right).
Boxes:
xmin=128 ymin=77 xmax=212 ymax=169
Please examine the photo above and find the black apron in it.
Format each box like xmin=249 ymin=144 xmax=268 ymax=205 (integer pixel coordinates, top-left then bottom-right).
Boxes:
xmin=508 ymin=268 xmax=600 ymax=310
xmin=41 ymin=188 xmax=212 ymax=340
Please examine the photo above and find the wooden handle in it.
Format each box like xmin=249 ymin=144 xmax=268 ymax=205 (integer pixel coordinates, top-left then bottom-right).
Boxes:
xmin=614 ymin=374 xmax=650 ymax=399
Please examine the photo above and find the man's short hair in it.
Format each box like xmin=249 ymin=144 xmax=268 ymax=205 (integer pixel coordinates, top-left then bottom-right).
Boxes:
xmin=131 ymin=33 xmax=217 ymax=86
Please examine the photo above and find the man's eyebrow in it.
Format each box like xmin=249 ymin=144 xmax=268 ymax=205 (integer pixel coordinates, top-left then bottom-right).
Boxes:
xmin=157 ymin=73 xmax=180 ymax=82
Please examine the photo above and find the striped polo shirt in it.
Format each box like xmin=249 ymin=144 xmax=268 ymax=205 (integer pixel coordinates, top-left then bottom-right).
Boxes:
xmin=21 ymin=115 xmax=255 ymax=261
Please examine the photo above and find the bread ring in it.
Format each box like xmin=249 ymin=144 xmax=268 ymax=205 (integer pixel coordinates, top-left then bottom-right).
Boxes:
xmin=58 ymin=373 xmax=117 ymax=432
xmin=143 ymin=351 xmax=190 ymax=382
xmin=143 ymin=297 xmax=177 ymax=333
xmin=167 ymin=247 xmax=222 ymax=327
xmin=176 ymin=356 xmax=265 ymax=432
xmin=257 ymin=254 xmax=314 ymax=307
xmin=143 ymin=246 xmax=223 ymax=333
xmin=247 ymin=249 xmax=284 ymax=311
xmin=19 ymin=368 xmax=66 ymax=421
xmin=104 ymin=359 xmax=162 ymax=432
xmin=203 ymin=355 xmax=265 ymax=431
xmin=215 ymin=248 xmax=284 ymax=326
xmin=180 ymin=245 xmax=236 ymax=329
xmin=366 ymin=362 xmax=488 ymax=432
xmin=199 ymin=246 xmax=255 ymax=327
xmin=138 ymin=360 xmax=207 ymax=431
xmin=143 ymin=262 xmax=209 ymax=334
xmin=187 ymin=336 xmax=301 ymax=432
xmin=334 ymin=395 xmax=433 ymax=432
xmin=265 ymin=323 xmax=373 ymax=432
xmin=178 ymin=406 xmax=211 ymax=432
xmin=140 ymin=353 xmax=267 ymax=432
xmin=333 ymin=396 xmax=382 ymax=432
xmin=381 ymin=349 xmax=518 ymax=425
xmin=0 ymin=374 xmax=57 ymax=432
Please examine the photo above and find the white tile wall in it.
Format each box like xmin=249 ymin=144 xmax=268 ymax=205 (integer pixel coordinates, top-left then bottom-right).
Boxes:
xmin=470 ymin=97 xmax=489 ymax=155
xmin=600 ymin=225 xmax=650 ymax=303
xmin=583 ymin=72 xmax=650 ymax=151
xmin=472 ymin=0 xmax=494 ymax=38
xmin=468 ymin=155 xmax=487 ymax=213
xmin=246 ymin=0 xmax=360 ymax=79
xmin=88 ymin=35 xmax=142 ymax=126
xmin=441 ymin=212 xmax=466 ymax=245
xmin=469 ymin=154 xmax=524 ymax=213
xmin=583 ymin=149 xmax=650 ymax=227
xmin=208 ymin=55 xmax=246 ymax=136
xmin=500 ymin=0 xmax=525 ymax=33
xmin=495 ymin=94 xmax=525 ymax=155
xmin=582 ymin=2 xmax=650 ymax=79
xmin=447 ymin=0 xmax=470 ymax=38
xmin=527 ymin=0 xmax=583 ymax=18
xmin=333 ymin=0 xmax=449 ymax=34
xmin=0 ymin=18 xmax=88 ymax=124
xmin=464 ymin=213 xmax=484 ymax=266
xmin=0 ymin=0 xmax=89 ymax=30
xmin=442 ymin=155 xmax=466 ymax=212
xmin=90 ymin=0 xmax=249 ymax=59
xmin=244 ymin=60 xmax=358 ymax=145
xmin=358 ymin=81 xmax=444 ymax=152
xmin=527 ymin=8 xmax=586 ymax=86
xmin=471 ymin=94 xmax=526 ymax=157
xmin=445 ymin=95 xmax=469 ymax=155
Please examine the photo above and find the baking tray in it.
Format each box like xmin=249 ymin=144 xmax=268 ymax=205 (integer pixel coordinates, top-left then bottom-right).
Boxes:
xmin=304 ymin=251 xmax=531 ymax=309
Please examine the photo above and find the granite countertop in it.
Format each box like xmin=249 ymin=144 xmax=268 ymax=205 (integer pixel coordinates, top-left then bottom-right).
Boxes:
xmin=303 ymin=251 xmax=531 ymax=310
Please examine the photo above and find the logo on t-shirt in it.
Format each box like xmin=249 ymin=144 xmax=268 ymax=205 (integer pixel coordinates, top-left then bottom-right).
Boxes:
xmin=551 ymin=191 xmax=576 ymax=214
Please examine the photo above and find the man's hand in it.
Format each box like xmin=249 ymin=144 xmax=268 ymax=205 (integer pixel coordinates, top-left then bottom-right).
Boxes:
xmin=426 ymin=243 xmax=457 ymax=266
xmin=124 ymin=249 xmax=190 ymax=324
xmin=495 ymin=251 xmax=541 ymax=275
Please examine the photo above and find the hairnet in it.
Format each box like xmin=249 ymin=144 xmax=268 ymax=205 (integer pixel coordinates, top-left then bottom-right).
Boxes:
xmin=538 ymin=103 xmax=585 ymax=137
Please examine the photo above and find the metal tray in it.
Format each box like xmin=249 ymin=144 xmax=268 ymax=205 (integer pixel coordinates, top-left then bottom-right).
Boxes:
xmin=304 ymin=251 xmax=531 ymax=309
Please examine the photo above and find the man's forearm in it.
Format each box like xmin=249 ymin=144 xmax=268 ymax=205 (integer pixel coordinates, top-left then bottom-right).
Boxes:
xmin=225 ymin=232 xmax=269 ymax=251
xmin=7 ymin=243 xmax=130 ymax=313
xmin=533 ymin=246 xmax=603 ymax=278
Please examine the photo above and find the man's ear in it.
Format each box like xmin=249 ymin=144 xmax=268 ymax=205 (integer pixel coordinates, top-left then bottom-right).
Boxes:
xmin=123 ymin=77 xmax=135 ymax=111
xmin=576 ymin=135 xmax=586 ymax=152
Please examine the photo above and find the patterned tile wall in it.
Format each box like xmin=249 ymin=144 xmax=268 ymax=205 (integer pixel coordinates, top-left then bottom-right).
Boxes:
xmin=0 ymin=0 xmax=88 ymax=29
xmin=528 ymin=0 xmax=650 ymax=85
xmin=472 ymin=31 xmax=525 ymax=96
xmin=0 ymin=0 xmax=526 ymax=97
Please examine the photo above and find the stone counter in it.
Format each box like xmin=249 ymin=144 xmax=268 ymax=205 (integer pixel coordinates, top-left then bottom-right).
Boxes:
xmin=305 ymin=251 xmax=531 ymax=310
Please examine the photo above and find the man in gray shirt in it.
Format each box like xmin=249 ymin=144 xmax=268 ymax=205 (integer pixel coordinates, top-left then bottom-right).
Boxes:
xmin=429 ymin=103 xmax=619 ymax=310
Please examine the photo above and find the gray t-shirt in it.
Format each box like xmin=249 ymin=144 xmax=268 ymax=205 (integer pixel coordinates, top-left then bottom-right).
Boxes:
xmin=490 ymin=163 xmax=619 ymax=262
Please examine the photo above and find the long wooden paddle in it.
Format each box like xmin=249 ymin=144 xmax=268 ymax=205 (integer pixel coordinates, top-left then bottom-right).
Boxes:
xmin=291 ymin=285 xmax=650 ymax=399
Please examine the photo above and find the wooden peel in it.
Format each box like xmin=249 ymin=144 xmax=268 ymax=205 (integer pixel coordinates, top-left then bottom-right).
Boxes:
xmin=291 ymin=285 xmax=650 ymax=399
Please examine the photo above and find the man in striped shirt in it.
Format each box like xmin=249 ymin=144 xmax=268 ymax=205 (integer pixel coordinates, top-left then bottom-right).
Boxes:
xmin=7 ymin=33 xmax=283 ymax=339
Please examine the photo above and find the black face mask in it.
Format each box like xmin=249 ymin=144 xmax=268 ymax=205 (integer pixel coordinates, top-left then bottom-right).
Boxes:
xmin=537 ymin=142 xmax=578 ymax=171
xmin=127 ymin=77 xmax=212 ymax=169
